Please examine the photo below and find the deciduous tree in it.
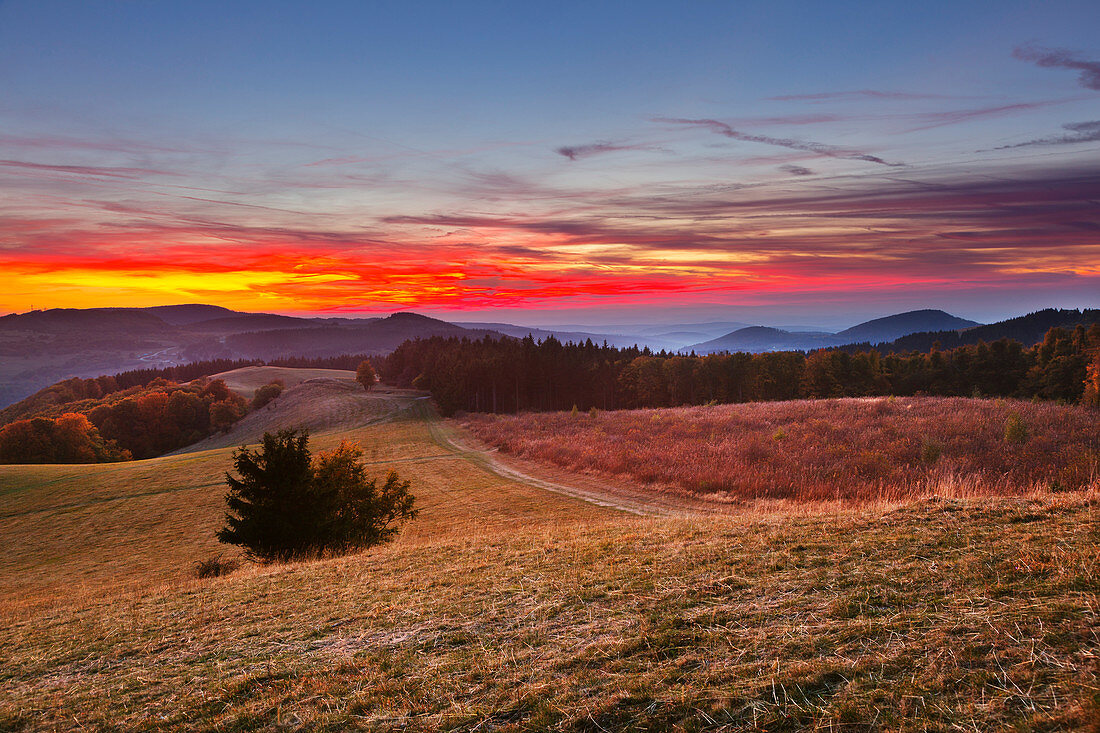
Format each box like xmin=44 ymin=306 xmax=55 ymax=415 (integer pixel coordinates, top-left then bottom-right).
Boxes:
xmin=356 ymin=360 xmax=378 ymax=391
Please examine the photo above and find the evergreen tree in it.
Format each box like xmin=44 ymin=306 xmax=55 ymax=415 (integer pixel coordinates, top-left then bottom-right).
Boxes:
xmin=216 ymin=430 xmax=416 ymax=562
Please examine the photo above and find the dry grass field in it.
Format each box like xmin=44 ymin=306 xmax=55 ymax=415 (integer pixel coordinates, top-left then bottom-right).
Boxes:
xmin=463 ymin=397 xmax=1100 ymax=503
xmin=1 ymin=376 xmax=1098 ymax=730
xmin=0 ymin=375 xmax=604 ymax=613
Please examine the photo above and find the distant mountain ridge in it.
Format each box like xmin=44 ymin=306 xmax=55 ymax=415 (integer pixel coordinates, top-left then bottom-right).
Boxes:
xmin=687 ymin=309 xmax=980 ymax=354
xmin=0 ymin=307 xmax=506 ymax=408
xmin=860 ymin=308 xmax=1100 ymax=354
xmin=453 ymin=322 xmax=687 ymax=351
xmin=835 ymin=309 xmax=979 ymax=343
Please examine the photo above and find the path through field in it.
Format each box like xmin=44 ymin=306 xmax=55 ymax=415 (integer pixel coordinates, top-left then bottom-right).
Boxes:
xmin=184 ymin=369 xmax=691 ymax=516
xmin=0 ymin=370 xmax=637 ymax=609
xmin=418 ymin=402 xmax=700 ymax=516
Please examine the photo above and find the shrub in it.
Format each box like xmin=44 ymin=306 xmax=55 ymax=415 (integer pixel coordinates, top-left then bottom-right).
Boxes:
xmin=920 ymin=440 xmax=943 ymax=464
xmin=251 ymin=380 xmax=284 ymax=410
xmin=194 ymin=555 xmax=240 ymax=579
xmin=216 ymin=430 xmax=417 ymax=562
xmin=1004 ymin=413 xmax=1029 ymax=444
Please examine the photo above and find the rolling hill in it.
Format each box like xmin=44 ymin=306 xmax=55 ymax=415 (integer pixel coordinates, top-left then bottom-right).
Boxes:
xmin=687 ymin=309 xmax=980 ymax=354
xmin=0 ymin=308 xmax=505 ymax=409
xmin=687 ymin=326 xmax=835 ymax=353
xmin=833 ymin=309 xmax=978 ymax=343
xmin=869 ymin=307 xmax=1100 ymax=353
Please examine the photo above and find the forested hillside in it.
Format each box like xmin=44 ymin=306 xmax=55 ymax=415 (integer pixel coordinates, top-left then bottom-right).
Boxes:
xmin=852 ymin=308 xmax=1100 ymax=353
xmin=384 ymin=323 xmax=1100 ymax=415
xmin=0 ymin=378 xmax=248 ymax=463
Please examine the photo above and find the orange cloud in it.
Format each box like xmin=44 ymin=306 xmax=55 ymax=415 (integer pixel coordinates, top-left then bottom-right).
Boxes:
xmin=1 ymin=162 xmax=1097 ymax=316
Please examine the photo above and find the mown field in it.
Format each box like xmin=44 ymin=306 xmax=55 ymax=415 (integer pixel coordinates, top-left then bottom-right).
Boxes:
xmin=1 ymin=377 xmax=1098 ymax=730
xmin=463 ymin=397 xmax=1100 ymax=503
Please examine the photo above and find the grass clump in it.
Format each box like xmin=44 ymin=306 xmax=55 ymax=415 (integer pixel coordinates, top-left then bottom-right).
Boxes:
xmin=194 ymin=555 xmax=240 ymax=579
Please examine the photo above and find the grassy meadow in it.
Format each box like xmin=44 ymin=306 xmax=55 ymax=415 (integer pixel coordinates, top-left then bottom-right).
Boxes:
xmin=1 ymin=372 xmax=1098 ymax=730
xmin=463 ymin=397 xmax=1100 ymax=503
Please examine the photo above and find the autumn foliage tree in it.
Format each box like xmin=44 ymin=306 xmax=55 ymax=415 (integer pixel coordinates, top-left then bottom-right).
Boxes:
xmin=356 ymin=360 xmax=378 ymax=391
xmin=1083 ymin=324 xmax=1100 ymax=408
xmin=87 ymin=378 xmax=247 ymax=458
xmin=216 ymin=430 xmax=417 ymax=562
xmin=0 ymin=413 xmax=129 ymax=464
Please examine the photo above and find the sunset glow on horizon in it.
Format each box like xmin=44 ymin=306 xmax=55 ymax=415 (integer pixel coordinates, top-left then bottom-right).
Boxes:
xmin=2 ymin=1 xmax=1098 ymax=327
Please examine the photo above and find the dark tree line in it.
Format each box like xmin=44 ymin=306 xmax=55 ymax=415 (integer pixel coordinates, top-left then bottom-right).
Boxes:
xmin=382 ymin=324 xmax=1100 ymax=416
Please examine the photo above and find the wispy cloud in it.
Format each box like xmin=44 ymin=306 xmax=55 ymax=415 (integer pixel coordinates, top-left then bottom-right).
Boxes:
xmin=902 ymin=100 xmax=1070 ymax=132
xmin=652 ymin=117 xmax=903 ymax=166
xmin=995 ymin=120 xmax=1100 ymax=149
xmin=3 ymin=162 xmax=1097 ymax=313
xmin=1013 ymin=45 xmax=1100 ymax=90
xmin=555 ymin=141 xmax=654 ymax=161
xmin=779 ymin=165 xmax=815 ymax=176
xmin=303 ymin=156 xmax=371 ymax=167
xmin=728 ymin=114 xmax=843 ymax=126
xmin=769 ymin=90 xmax=960 ymax=102
xmin=0 ymin=159 xmax=179 ymax=179
xmin=0 ymin=133 xmax=189 ymax=154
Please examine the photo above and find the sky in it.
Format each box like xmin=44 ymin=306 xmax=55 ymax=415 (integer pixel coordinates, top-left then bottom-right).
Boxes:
xmin=1 ymin=0 xmax=1098 ymax=329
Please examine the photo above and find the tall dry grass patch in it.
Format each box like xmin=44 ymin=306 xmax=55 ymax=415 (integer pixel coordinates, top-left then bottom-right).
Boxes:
xmin=463 ymin=397 xmax=1100 ymax=502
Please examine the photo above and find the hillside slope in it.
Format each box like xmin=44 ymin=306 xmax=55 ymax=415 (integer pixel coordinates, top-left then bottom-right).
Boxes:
xmin=834 ymin=309 xmax=978 ymax=343
xmin=212 ymin=365 xmax=357 ymax=399
xmin=0 ymin=372 xmax=608 ymax=610
xmin=0 ymin=308 xmax=506 ymax=409
xmin=689 ymin=325 xmax=834 ymax=353
xmin=173 ymin=378 xmax=408 ymax=453
xmin=876 ymin=307 xmax=1100 ymax=352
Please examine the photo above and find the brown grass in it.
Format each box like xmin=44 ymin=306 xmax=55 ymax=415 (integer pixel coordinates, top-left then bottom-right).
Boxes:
xmin=463 ymin=397 xmax=1100 ymax=503
xmin=1 ymin=496 xmax=1097 ymax=731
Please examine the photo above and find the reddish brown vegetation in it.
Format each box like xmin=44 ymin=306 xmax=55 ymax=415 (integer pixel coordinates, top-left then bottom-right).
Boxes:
xmin=0 ymin=378 xmax=248 ymax=462
xmin=87 ymin=378 xmax=247 ymax=459
xmin=463 ymin=397 xmax=1100 ymax=502
xmin=0 ymin=412 xmax=129 ymax=464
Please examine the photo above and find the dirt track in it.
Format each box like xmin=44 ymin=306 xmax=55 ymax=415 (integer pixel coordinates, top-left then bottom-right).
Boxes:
xmin=417 ymin=403 xmax=701 ymax=517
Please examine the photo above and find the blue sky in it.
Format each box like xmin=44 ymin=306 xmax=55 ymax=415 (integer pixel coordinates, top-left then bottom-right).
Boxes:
xmin=1 ymin=0 xmax=1098 ymax=327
